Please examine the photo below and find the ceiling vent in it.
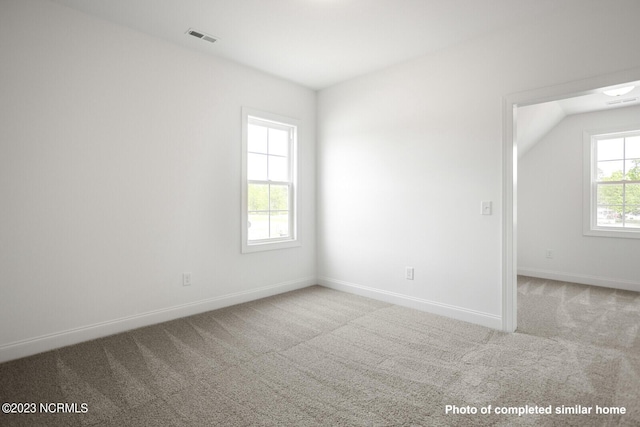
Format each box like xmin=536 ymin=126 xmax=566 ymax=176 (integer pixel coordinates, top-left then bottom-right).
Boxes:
xmin=606 ymin=97 xmax=638 ymax=106
xmin=186 ymin=28 xmax=217 ymax=44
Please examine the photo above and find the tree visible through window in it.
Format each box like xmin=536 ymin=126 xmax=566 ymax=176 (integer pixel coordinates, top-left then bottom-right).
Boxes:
xmin=591 ymin=131 xmax=640 ymax=231
xmin=242 ymin=108 xmax=298 ymax=252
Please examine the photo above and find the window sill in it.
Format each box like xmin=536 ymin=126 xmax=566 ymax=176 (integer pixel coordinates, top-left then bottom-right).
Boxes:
xmin=242 ymin=239 xmax=301 ymax=253
xmin=583 ymin=228 xmax=640 ymax=239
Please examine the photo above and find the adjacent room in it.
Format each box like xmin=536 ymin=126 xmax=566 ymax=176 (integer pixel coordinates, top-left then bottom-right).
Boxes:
xmin=517 ymin=87 xmax=640 ymax=343
xmin=1 ymin=0 xmax=639 ymax=425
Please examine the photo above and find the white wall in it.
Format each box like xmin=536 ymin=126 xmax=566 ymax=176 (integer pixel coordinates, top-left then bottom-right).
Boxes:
xmin=317 ymin=0 xmax=640 ymax=328
xmin=0 ymin=0 xmax=316 ymax=362
xmin=518 ymin=105 xmax=640 ymax=291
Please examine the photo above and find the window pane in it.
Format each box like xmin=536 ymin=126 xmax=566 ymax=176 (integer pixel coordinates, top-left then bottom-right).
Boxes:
xmin=597 ymin=160 xmax=623 ymax=181
xmin=248 ymin=124 xmax=268 ymax=153
xmin=626 ymin=136 xmax=640 ymax=159
xmin=627 ymin=183 xmax=640 ymax=206
xmin=627 ymin=159 xmax=640 ymax=180
xmin=248 ymin=153 xmax=268 ymax=180
xmin=248 ymin=212 xmax=269 ymax=241
xmin=597 ymin=207 xmax=622 ymax=227
xmin=248 ymin=183 xmax=269 ymax=211
xmin=270 ymin=211 xmax=289 ymax=238
xmin=269 ymin=155 xmax=289 ymax=181
xmin=243 ymin=111 xmax=297 ymax=250
xmin=626 ymin=206 xmax=640 ymax=228
xmin=269 ymin=128 xmax=289 ymax=156
xmin=270 ymin=184 xmax=289 ymax=210
xmin=597 ymin=138 xmax=624 ymax=161
xmin=597 ymin=183 xmax=623 ymax=206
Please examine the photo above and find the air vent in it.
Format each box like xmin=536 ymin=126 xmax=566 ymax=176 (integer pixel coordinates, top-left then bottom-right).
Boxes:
xmin=186 ymin=28 xmax=217 ymax=44
xmin=606 ymin=97 xmax=638 ymax=106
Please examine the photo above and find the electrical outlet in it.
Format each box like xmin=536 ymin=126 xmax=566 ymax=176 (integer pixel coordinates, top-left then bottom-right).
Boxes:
xmin=183 ymin=272 xmax=192 ymax=286
xmin=405 ymin=267 xmax=414 ymax=280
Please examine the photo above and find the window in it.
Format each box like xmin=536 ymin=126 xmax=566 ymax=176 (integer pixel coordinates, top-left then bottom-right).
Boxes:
xmin=241 ymin=108 xmax=299 ymax=253
xmin=583 ymin=126 xmax=640 ymax=238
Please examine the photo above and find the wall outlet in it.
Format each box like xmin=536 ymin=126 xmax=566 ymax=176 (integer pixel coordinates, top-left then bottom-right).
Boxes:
xmin=183 ymin=272 xmax=192 ymax=286
xmin=405 ymin=267 xmax=414 ymax=280
xmin=545 ymin=250 xmax=554 ymax=259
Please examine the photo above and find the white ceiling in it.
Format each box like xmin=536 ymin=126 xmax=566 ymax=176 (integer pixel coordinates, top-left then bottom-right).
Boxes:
xmin=49 ymin=0 xmax=637 ymax=154
xmin=50 ymin=0 xmax=566 ymax=90
xmin=556 ymin=83 xmax=640 ymax=116
xmin=517 ymin=82 xmax=640 ymax=157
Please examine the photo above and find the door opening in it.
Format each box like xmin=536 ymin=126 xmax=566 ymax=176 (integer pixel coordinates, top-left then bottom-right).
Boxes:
xmin=501 ymin=66 xmax=640 ymax=332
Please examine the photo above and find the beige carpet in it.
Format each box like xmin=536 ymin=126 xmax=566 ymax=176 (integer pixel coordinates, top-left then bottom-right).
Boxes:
xmin=1 ymin=279 xmax=639 ymax=426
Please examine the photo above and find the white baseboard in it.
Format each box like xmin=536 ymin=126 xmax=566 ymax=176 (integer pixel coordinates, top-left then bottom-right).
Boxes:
xmin=518 ymin=268 xmax=640 ymax=293
xmin=317 ymin=276 xmax=502 ymax=330
xmin=0 ymin=277 xmax=315 ymax=364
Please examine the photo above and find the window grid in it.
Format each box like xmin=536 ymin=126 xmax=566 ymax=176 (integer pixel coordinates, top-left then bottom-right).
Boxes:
xmin=245 ymin=115 xmax=296 ymax=245
xmin=592 ymin=131 xmax=640 ymax=231
xmin=247 ymin=181 xmax=292 ymax=242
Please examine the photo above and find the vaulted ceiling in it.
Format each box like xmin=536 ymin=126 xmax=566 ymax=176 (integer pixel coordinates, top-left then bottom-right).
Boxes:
xmin=518 ymin=83 xmax=640 ymax=157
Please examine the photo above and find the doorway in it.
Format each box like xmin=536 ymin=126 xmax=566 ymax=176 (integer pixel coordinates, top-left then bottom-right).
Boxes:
xmin=501 ymin=66 xmax=640 ymax=332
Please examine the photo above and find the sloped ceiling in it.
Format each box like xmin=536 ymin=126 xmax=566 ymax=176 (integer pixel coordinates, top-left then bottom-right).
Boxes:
xmin=518 ymin=83 xmax=640 ymax=157
xmin=517 ymin=101 xmax=566 ymax=158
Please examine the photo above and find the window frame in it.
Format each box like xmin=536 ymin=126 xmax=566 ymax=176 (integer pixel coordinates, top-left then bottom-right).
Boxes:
xmin=583 ymin=124 xmax=640 ymax=239
xmin=241 ymin=107 xmax=300 ymax=253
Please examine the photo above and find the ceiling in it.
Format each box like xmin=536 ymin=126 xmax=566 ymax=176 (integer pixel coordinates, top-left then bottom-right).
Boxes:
xmin=48 ymin=0 xmax=637 ymax=154
xmin=518 ymin=82 xmax=640 ymax=157
xmin=50 ymin=0 xmax=566 ymax=90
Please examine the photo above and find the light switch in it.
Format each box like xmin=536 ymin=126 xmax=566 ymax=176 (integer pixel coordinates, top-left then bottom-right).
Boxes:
xmin=481 ymin=201 xmax=492 ymax=215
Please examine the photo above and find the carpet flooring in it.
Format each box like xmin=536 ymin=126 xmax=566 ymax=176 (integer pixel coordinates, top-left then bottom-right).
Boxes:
xmin=1 ymin=279 xmax=639 ymax=426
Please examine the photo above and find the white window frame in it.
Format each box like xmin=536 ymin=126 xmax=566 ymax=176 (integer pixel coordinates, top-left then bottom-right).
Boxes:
xmin=241 ymin=107 xmax=300 ymax=253
xmin=583 ymin=124 xmax=640 ymax=239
